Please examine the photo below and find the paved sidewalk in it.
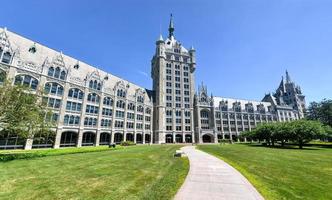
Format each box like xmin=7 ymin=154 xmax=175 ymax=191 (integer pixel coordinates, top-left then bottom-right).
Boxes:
xmin=174 ymin=146 xmax=264 ymax=200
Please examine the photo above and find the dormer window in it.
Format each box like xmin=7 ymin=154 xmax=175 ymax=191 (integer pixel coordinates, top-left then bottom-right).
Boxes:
xmin=1 ymin=52 xmax=12 ymax=64
xmin=137 ymin=96 xmax=144 ymax=103
xmin=73 ymin=64 xmax=79 ymax=69
xmin=89 ymin=80 xmax=101 ymax=91
xmin=117 ymin=89 xmax=126 ymax=98
xmin=104 ymin=76 xmax=109 ymax=80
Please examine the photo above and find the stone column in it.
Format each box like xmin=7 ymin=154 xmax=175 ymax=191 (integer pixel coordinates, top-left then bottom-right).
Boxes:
xmin=142 ymin=132 xmax=145 ymax=144
xmin=95 ymin=130 xmax=100 ymax=146
xmin=54 ymin=128 xmax=62 ymax=149
xmin=110 ymin=131 xmax=114 ymax=144
xmin=77 ymin=129 xmax=83 ymax=147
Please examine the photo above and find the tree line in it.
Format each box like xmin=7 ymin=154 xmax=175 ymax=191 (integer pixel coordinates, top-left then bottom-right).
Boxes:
xmin=242 ymin=120 xmax=331 ymax=149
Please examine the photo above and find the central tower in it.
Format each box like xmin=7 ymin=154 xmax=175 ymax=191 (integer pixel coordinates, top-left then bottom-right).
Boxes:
xmin=151 ymin=15 xmax=196 ymax=143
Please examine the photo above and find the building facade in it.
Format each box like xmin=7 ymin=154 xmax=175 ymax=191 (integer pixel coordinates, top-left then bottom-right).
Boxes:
xmin=0 ymin=16 xmax=305 ymax=149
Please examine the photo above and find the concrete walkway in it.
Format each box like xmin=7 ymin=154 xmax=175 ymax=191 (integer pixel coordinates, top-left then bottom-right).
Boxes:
xmin=174 ymin=146 xmax=264 ymax=200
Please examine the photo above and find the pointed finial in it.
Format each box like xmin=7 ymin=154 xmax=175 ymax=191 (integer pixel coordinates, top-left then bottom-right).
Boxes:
xmin=168 ymin=14 xmax=175 ymax=38
xmin=285 ymin=70 xmax=291 ymax=83
xmin=158 ymin=34 xmax=163 ymax=41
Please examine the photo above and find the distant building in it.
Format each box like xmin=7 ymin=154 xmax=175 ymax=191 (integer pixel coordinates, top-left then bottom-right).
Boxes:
xmin=0 ymin=16 xmax=305 ymax=149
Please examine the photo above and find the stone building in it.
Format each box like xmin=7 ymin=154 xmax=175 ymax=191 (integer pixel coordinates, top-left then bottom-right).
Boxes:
xmin=151 ymin=15 xmax=196 ymax=144
xmin=0 ymin=16 xmax=305 ymax=149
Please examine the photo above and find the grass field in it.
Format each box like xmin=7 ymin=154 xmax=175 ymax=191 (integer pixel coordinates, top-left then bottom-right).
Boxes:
xmin=198 ymin=144 xmax=332 ymax=200
xmin=0 ymin=145 xmax=189 ymax=200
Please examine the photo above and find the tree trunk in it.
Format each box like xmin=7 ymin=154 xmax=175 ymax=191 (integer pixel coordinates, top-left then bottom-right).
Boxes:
xmin=299 ymin=140 xmax=303 ymax=149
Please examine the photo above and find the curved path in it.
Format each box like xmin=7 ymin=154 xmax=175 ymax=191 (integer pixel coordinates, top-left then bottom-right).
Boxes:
xmin=174 ymin=146 xmax=264 ymax=200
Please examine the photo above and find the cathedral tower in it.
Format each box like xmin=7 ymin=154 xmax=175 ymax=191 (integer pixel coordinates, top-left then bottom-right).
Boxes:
xmin=151 ymin=15 xmax=196 ymax=143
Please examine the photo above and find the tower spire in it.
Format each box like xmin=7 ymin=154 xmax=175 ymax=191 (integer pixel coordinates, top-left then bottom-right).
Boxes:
xmin=168 ymin=14 xmax=174 ymax=38
xmin=286 ymin=70 xmax=291 ymax=83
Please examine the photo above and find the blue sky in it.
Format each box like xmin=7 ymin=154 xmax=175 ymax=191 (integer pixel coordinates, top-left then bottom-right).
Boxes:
xmin=1 ymin=0 xmax=331 ymax=104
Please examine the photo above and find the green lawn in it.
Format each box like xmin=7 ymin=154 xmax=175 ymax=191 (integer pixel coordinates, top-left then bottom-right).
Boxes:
xmin=198 ymin=144 xmax=332 ymax=200
xmin=0 ymin=145 xmax=189 ymax=200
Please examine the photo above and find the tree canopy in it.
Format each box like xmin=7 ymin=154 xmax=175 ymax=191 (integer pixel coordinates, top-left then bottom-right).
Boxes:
xmin=0 ymin=79 xmax=54 ymax=139
xmin=242 ymin=120 xmax=325 ymax=149
xmin=307 ymin=99 xmax=332 ymax=127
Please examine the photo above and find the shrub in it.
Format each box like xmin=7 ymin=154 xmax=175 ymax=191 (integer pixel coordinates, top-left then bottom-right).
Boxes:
xmin=120 ymin=141 xmax=136 ymax=146
xmin=218 ymin=139 xmax=232 ymax=144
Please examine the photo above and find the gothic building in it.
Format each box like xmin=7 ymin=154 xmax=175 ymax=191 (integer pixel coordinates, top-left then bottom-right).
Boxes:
xmin=0 ymin=16 xmax=305 ymax=149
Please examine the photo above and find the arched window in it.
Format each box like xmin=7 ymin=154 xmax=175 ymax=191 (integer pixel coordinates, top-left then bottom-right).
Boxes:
xmin=200 ymin=110 xmax=209 ymax=118
xmin=145 ymin=108 xmax=151 ymax=114
xmin=14 ymin=74 xmax=39 ymax=90
xmin=103 ymin=97 xmax=113 ymax=106
xmin=127 ymin=103 xmax=135 ymax=111
xmin=87 ymin=93 xmax=100 ymax=103
xmin=93 ymin=80 xmax=97 ymax=89
xmin=68 ymin=88 xmax=84 ymax=100
xmin=54 ymin=67 xmax=61 ymax=79
xmin=44 ymin=82 xmax=64 ymax=96
xmin=200 ymin=110 xmax=210 ymax=130
xmin=97 ymin=83 xmax=101 ymax=91
xmin=48 ymin=67 xmax=54 ymax=77
xmin=137 ymin=105 xmax=144 ymax=113
xmin=89 ymin=80 xmax=93 ymax=88
xmin=2 ymin=52 xmax=12 ymax=64
xmin=116 ymin=100 xmax=125 ymax=109
xmin=137 ymin=96 xmax=144 ymax=103
xmin=64 ymin=115 xmax=80 ymax=125
xmin=60 ymin=70 xmax=66 ymax=80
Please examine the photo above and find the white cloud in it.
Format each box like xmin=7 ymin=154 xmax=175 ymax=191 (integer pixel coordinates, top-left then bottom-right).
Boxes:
xmin=138 ymin=70 xmax=149 ymax=77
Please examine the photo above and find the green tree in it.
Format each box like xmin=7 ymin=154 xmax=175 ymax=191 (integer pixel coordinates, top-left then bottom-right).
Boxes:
xmin=0 ymin=79 xmax=53 ymax=140
xmin=307 ymin=99 xmax=332 ymax=127
xmin=288 ymin=120 xmax=325 ymax=149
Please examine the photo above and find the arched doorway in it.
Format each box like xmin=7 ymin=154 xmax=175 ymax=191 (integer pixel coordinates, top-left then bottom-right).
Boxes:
xmin=136 ymin=133 xmax=143 ymax=144
xmin=60 ymin=131 xmax=78 ymax=147
xmin=185 ymin=134 xmax=192 ymax=143
xmin=202 ymin=134 xmax=213 ymax=143
xmin=145 ymin=134 xmax=151 ymax=143
xmin=175 ymin=134 xmax=183 ymax=143
xmin=114 ymin=133 xmax=123 ymax=144
xmin=165 ymin=134 xmax=173 ymax=143
xmin=217 ymin=134 xmax=223 ymax=142
xmin=99 ymin=132 xmax=111 ymax=145
xmin=126 ymin=133 xmax=134 ymax=142
xmin=232 ymin=134 xmax=238 ymax=141
xmin=82 ymin=132 xmax=95 ymax=146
